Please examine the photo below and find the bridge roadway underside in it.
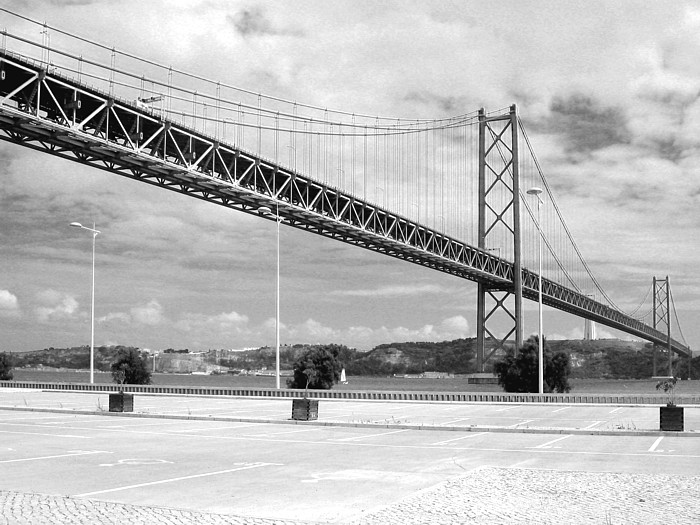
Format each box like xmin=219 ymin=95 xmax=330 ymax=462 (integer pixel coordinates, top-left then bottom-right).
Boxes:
xmin=0 ymin=49 xmax=690 ymax=357
xmin=0 ymin=389 xmax=699 ymax=523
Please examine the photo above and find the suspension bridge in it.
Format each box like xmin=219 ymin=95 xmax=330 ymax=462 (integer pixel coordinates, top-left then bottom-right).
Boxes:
xmin=0 ymin=11 xmax=692 ymax=375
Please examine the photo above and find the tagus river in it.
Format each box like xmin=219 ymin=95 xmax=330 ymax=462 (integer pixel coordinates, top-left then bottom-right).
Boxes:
xmin=10 ymin=369 xmax=700 ymax=395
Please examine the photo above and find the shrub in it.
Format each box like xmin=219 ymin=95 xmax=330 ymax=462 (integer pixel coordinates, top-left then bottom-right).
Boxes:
xmin=287 ymin=345 xmax=343 ymax=390
xmin=0 ymin=352 xmax=13 ymax=381
xmin=110 ymin=348 xmax=151 ymax=385
xmin=494 ymin=336 xmax=571 ymax=393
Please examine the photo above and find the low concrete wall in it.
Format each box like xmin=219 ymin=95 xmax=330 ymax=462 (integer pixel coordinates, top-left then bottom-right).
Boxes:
xmin=2 ymin=381 xmax=699 ymax=405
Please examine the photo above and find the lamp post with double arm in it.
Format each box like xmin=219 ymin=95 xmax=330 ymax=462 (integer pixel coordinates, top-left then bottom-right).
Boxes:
xmin=526 ymin=188 xmax=545 ymax=394
xmin=70 ymin=222 xmax=100 ymax=384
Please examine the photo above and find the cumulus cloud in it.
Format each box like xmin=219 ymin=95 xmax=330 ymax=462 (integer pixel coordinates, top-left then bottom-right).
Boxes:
xmin=546 ymin=94 xmax=630 ymax=155
xmin=0 ymin=290 xmax=20 ymax=317
xmin=176 ymin=310 xmax=250 ymax=334
xmin=227 ymin=7 xmax=301 ymax=38
xmin=97 ymin=312 xmax=131 ymax=324
xmin=130 ymin=300 xmax=164 ymax=326
xmin=333 ymin=284 xmax=447 ymax=298
xmin=283 ymin=315 xmax=471 ymax=350
xmin=35 ymin=290 xmax=80 ymax=322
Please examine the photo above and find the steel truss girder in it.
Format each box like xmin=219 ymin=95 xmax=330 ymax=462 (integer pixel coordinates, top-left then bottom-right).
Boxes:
xmin=0 ymin=50 xmax=691 ymax=359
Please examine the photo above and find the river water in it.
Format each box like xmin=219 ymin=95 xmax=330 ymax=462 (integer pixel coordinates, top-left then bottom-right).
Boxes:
xmin=9 ymin=369 xmax=700 ymax=395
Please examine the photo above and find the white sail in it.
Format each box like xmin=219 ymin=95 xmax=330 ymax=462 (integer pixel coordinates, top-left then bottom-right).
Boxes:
xmin=340 ymin=368 xmax=348 ymax=383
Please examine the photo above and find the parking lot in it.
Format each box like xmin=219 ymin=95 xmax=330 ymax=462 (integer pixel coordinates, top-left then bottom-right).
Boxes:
xmin=1 ymin=390 xmax=699 ymax=523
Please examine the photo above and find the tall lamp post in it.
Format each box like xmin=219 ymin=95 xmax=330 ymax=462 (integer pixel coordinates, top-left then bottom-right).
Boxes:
xmin=257 ymin=204 xmax=281 ymax=389
xmin=526 ymin=188 xmax=544 ymax=394
xmin=70 ymin=222 xmax=100 ymax=384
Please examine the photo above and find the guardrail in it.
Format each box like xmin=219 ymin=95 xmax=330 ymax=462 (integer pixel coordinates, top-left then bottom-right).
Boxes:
xmin=2 ymin=381 xmax=699 ymax=405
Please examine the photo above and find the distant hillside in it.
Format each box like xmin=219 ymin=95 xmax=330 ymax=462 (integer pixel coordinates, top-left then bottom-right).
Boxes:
xmin=347 ymin=339 xmax=481 ymax=376
xmin=11 ymin=345 xmax=140 ymax=371
xmin=7 ymin=339 xmax=695 ymax=379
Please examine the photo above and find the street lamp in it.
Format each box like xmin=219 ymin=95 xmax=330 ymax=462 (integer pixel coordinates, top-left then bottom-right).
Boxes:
xmin=257 ymin=204 xmax=281 ymax=389
xmin=526 ymin=187 xmax=544 ymax=394
xmin=70 ymin=221 xmax=100 ymax=384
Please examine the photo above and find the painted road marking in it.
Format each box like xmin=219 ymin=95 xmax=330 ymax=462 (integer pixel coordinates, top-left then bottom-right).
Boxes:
xmin=648 ymin=436 xmax=664 ymax=452
xmin=257 ymin=427 xmax=321 ymax=436
xmin=582 ymin=421 xmax=602 ymax=429
xmin=551 ymin=406 xmax=572 ymax=413
xmin=432 ymin=432 xmax=488 ymax=445
xmin=0 ymin=450 xmax=110 ymax=464
xmin=495 ymin=406 xmax=520 ymax=412
xmin=169 ymin=423 xmax=264 ymax=433
xmin=0 ymin=429 xmax=90 ymax=439
xmin=75 ymin=462 xmax=281 ymax=497
xmin=441 ymin=418 xmax=471 ymax=425
xmin=609 ymin=407 xmax=624 ymax=414
xmin=507 ymin=420 xmax=534 ymax=428
xmin=334 ymin=429 xmax=410 ymax=442
xmin=532 ymin=435 xmax=573 ymax=449
xmin=0 ymin=415 xmax=79 ymax=422
xmin=100 ymin=458 xmax=173 ymax=467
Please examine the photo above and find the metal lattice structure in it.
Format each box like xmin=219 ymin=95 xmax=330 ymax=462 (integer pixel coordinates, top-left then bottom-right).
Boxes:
xmin=652 ymin=277 xmax=673 ymax=376
xmin=476 ymin=107 xmax=523 ymax=369
xmin=0 ymin=46 xmax=692 ymax=360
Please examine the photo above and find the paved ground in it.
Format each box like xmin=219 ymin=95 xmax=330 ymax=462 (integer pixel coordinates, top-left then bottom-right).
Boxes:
xmin=1 ymin=389 xmax=699 ymax=523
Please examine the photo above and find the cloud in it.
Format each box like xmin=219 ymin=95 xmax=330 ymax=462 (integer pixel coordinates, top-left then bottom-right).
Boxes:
xmin=227 ymin=7 xmax=301 ymax=38
xmin=283 ymin=315 xmax=471 ymax=350
xmin=130 ymin=300 xmax=164 ymax=326
xmin=545 ymin=93 xmax=630 ymax=154
xmin=176 ymin=310 xmax=251 ymax=334
xmin=97 ymin=312 xmax=131 ymax=324
xmin=333 ymin=284 xmax=447 ymax=298
xmin=35 ymin=290 xmax=80 ymax=322
xmin=0 ymin=290 xmax=20 ymax=318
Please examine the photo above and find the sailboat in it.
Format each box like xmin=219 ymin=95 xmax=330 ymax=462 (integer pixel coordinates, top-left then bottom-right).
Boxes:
xmin=340 ymin=368 xmax=348 ymax=384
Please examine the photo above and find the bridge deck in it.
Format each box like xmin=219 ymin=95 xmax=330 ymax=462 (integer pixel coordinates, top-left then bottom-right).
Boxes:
xmin=0 ymin=48 xmax=691 ymax=356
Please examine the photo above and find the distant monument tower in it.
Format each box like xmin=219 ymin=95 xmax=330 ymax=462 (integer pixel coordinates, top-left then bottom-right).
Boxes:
xmin=583 ymin=318 xmax=597 ymax=340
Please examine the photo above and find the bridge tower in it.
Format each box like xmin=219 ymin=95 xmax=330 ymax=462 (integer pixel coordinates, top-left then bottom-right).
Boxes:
xmin=583 ymin=319 xmax=597 ymax=341
xmin=652 ymin=276 xmax=672 ymax=377
xmin=476 ymin=105 xmax=523 ymax=371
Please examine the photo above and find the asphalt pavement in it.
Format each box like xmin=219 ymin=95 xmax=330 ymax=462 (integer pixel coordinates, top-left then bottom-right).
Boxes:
xmin=1 ymin=389 xmax=699 ymax=524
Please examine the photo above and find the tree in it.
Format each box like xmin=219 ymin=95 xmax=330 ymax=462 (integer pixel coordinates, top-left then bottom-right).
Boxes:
xmin=0 ymin=352 xmax=13 ymax=381
xmin=287 ymin=344 xmax=343 ymax=390
xmin=493 ymin=336 xmax=571 ymax=393
xmin=110 ymin=348 xmax=151 ymax=385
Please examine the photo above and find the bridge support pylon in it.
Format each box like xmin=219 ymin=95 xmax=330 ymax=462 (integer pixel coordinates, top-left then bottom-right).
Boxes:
xmin=475 ymin=105 xmax=523 ymax=372
xmin=652 ymin=276 xmax=672 ymax=377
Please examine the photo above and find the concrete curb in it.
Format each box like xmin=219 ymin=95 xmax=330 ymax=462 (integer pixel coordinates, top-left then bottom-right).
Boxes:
xmin=1 ymin=404 xmax=697 ymax=438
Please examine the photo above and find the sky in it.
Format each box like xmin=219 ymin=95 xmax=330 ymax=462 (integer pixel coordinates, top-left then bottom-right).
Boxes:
xmin=1 ymin=0 xmax=699 ymax=354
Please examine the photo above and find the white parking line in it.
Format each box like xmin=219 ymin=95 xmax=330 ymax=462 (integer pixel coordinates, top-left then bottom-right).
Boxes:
xmin=533 ymin=435 xmax=572 ymax=449
xmin=334 ymin=429 xmax=410 ymax=442
xmin=0 ymin=449 xmax=107 ymax=463
xmin=551 ymin=406 xmax=572 ymax=413
xmin=507 ymin=420 xmax=534 ymax=428
xmin=0 ymin=415 xmax=78 ymax=422
xmin=609 ymin=407 xmax=624 ymax=414
xmin=583 ymin=421 xmax=602 ymax=430
xmin=495 ymin=406 xmax=520 ymax=412
xmin=75 ymin=462 xmax=281 ymax=497
xmin=170 ymin=423 xmax=264 ymax=433
xmin=441 ymin=418 xmax=471 ymax=425
xmin=432 ymin=432 xmax=488 ymax=445
xmin=648 ymin=436 xmax=664 ymax=452
xmin=257 ymin=427 xmax=321 ymax=437
xmin=0 ymin=429 xmax=90 ymax=439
